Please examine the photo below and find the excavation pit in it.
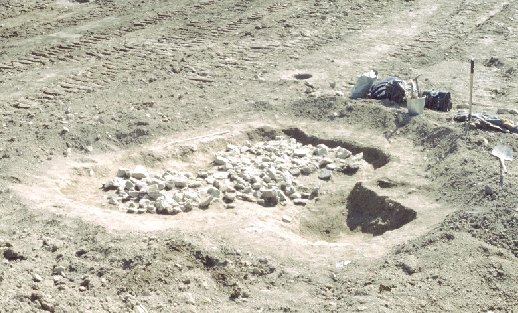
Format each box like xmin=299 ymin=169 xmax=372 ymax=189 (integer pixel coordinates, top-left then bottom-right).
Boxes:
xmin=11 ymin=124 xmax=444 ymax=263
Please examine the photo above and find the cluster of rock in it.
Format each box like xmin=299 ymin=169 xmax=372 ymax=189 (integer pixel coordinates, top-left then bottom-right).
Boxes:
xmin=102 ymin=136 xmax=364 ymax=214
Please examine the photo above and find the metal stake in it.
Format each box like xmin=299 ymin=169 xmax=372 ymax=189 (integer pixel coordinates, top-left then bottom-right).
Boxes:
xmin=465 ymin=59 xmax=474 ymax=136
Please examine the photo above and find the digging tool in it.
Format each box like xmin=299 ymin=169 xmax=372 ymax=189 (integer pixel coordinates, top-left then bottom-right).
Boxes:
xmin=465 ymin=59 xmax=475 ymax=136
xmin=491 ymin=143 xmax=513 ymax=186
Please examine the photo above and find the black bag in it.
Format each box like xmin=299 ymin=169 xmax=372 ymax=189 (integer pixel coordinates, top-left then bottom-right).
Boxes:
xmin=370 ymin=77 xmax=407 ymax=104
xmin=422 ymin=90 xmax=452 ymax=112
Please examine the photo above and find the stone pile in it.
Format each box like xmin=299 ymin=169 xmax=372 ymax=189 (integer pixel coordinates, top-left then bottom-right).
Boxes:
xmin=102 ymin=136 xmax=364 ymax=214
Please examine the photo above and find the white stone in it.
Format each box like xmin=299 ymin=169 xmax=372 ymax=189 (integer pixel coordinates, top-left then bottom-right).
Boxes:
xmin=132 ymin=165 xmax=148 ymax=179
xmin=326 ymin=163 xmax=337 ymax=170
xmin=293 ymin=149 xmax=309 ymax=157
xmin=223 ymin=163 xmax=234 ymax=170
xmin=173 ymin=193 xmax=184 ymax=202
xmin=213 ymin=172 xmax=229 ymax=180
xmin=188 ymin=180 xmax=202 ymax=188
xmin=175 ymin=176 xmax=188 ymax=188
xmin=336 ymin=148 xmax=352 ymax=159
xmin=214 ymin=155 xmax=229 ymax=165
xmin=54 ymin=265 xmax=66 ymax=275
xmin=224 ymin=192 xmax=237 ymax=201
xmin=282 ymin=215 xmax=292 ymax=223
xmin=184 ymin=191 xmax=199 ymax=200
xmin=290 ymin=192 xmax=302 ymax=199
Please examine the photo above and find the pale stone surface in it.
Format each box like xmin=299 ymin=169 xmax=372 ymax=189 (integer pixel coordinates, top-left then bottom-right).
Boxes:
xmin=132 ymin=165 xmax=148 ymax=179
xmin=106 ymin=136 xmax=366 ymax=213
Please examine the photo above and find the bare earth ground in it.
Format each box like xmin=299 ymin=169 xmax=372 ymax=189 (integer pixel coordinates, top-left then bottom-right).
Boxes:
xmin=1 ymin=0 xmax=518 ymax=312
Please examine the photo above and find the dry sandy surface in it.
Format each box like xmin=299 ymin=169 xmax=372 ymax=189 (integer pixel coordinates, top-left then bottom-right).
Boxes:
xmin=1 ymin=0 xmax=518 ymax=312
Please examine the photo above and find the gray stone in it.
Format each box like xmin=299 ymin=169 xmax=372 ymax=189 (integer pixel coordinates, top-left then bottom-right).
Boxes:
xmin=148 ymin=191 xmax=164 ymax=200
xmin=282 ymin=215 xmax=292 ymax=223
xmin=278 ymin=190 xmax=287 ymax=202
xmin=173 ymin=193 xmax=184 ymax=202
xmin=315 ymin=144 xmax=329 ymax=156
xmin=125 ymin=180 xmax=135 ymax=190
xmin=497 ymin=108 xmax=509 ymax=114
xmin=117 ymin=168 xmax=131 ymax=178
xmin=261 ymin=189 xmax=278 ymax=198
xmin=300 ymin=164 xmax=317 ymax=175
xmin=510 ymin=109 xmax=518 ymax=114
xmin=318 ymin=169 xmax=332 ymax=180
xmin=207 ymin=187 xmax=221 ymax=198
xmin=261 ymin=189 xmax=279 ymax=206
xmin=199 ymin=196 xmax=213 ymax=208
xmin=223 ymin=192 xmax=236 ymax=201
xmin=108 ymin=198 xmax=119 ymax=205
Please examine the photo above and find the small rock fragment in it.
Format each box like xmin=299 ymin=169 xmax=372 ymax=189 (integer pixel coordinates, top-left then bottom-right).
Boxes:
xmin=318 ymin=169 xmax=332 ymax=180
xmin=33 ymin=274 xmax=43 ymax=282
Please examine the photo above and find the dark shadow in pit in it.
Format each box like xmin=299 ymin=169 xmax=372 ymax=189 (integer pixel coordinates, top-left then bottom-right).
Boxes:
xmin=294 ymin=73 xmax=312 ymax=80
xmin=282 ymin=127 xmax=391 ymax=169
xmin=246 ymin=126 xmax=391 ymax=169
xmin=346 ymin=182 xmax=416 ymax=236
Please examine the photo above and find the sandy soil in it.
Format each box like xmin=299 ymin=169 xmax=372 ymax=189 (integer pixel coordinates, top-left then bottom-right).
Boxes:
xmin=1 ymin=0 xmax=518 ymax=312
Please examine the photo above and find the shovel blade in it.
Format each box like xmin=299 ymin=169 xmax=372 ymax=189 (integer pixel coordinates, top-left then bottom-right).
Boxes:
xmin=492 ymin=143 xmax=513 ymax=161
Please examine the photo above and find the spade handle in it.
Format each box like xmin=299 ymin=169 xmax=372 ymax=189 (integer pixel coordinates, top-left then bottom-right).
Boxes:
xmin=500 ymin=157 xmax=508 ymax=174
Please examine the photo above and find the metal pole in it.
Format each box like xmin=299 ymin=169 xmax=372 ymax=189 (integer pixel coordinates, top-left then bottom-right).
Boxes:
xmin=465 ymin=59 xmax=474 ymax=136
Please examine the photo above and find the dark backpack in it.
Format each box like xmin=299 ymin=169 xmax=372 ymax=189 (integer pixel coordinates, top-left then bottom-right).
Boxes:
xmin=421 ymin=90 xmax=452 ymax=112
xmin=370 ymin=77 xmax=407 ymax=104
